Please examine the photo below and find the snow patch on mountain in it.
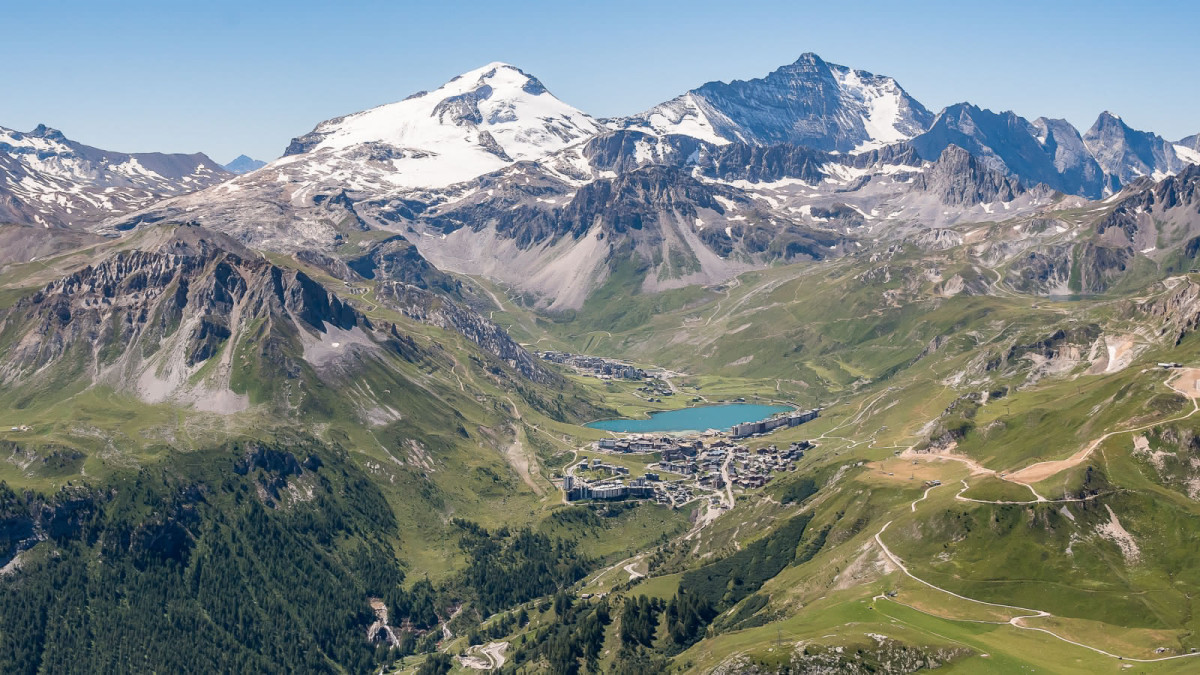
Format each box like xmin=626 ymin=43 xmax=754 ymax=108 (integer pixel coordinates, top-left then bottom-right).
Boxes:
xmin=1175 ymin=144 xmax=1200 ymax=166
xmin=831 ymin=67 xmax=912 ymax=152
xmin=616 ymin=93 xmax=731 ymax=146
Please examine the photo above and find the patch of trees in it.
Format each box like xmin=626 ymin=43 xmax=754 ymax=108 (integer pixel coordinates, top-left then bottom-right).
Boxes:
xmin=0 ymin=436 xmax=407 ymax=674
xmin=548 ymin=502 xmax=638 ymax=529
xmin=503 ymin=594 xmax=611 ymax=675
xmin=0 ymin=433 xmax=619 ymax=674
xmin=779 ymin=477 xmax=818 ymax=505
xmin=415 ymin=652 xmax=453 ymax=675
xmin=665 ymin=513 xmax=822 ymax=650
xmin=619 ymin=595 xmax=661 ymax=647
xmin=468 ymin=607 xmax=528 ymax=646
xmin=453 ymin=519 xmax=593 ymax=616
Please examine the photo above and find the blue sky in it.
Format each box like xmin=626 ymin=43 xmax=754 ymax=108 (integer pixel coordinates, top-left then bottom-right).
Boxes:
xmin=4 ymin=0 xmax=1198 ymax=164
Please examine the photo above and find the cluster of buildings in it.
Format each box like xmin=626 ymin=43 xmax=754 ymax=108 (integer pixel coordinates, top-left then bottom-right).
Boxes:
xmin=575 ymin=457 xmax=630 ymax=477
xmin=563 ymin=474 xmax=655 ymax=502
xmin=660 ymin=442 xmax=810 ymax=490
xmin=634 ymin=384 xmax=675 ymax=402
xmin=598 ymin=436 xmax=703 ymax=455
xmin=536 ymin=351 xmax=647 ymax=380
xmin=561 ymin=439 xmax=812 ymax=506
xmin=727 ymin=442 xmax=811 ymax=488
xmin=563 ymin=396 xmax=822 ymax=506
xmin=730 ymin=408 xmax=820 ymax=439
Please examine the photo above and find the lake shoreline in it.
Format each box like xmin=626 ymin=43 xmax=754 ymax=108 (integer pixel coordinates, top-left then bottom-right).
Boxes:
xmin=584 ymin=403 xmax=794 ymax=434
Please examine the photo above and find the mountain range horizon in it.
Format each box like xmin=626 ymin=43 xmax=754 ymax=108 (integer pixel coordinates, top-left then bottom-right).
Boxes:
xmin=5 ymin=24 xmax=1200 ymax=672
xmin=7 ymin=51 xmax=1198 ymax=167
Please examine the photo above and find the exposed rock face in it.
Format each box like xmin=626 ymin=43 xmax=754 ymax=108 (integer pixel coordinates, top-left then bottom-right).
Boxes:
xmin=1095 ymin=164 xmax=1200 ymax=258
xmin=0 ymin=226 xmax=372 ymax=409
xmin=701 ymin=142 xmax=830 ymax=184
xmin=344 ymin=235 xmax=463 ymax=297
xmin=619 ymin=52 xmax=934 ymax=152
xmin=1032 ymin=117 xmax=1108 ymax=196
xmin=375 ymin=282 xmax=555 ymax=384
xmin=0 ymin=485 xmax=102 ymax=569
xmin=1006 ymin=244 xmax=1075 ymax=294
xmin=911 ymin=104 xmax=1105 ymax=198
xmin=88 ymin=56 xmax=1199 ymax=314
xmin=1084 ymin=112 xmax=1189 ymax=186
xmin=1144 ymin=278 xmax=1200 ymax=345
xmin=910 ymin=107 xmax=1190 ymax=198
xmin=233 ymin=445 xmax=324 ymax=508
xmin=1102 ymin=163 xmax=1200 ymax=226
xmin=0 ymin=124 xmax=230 ymax=229
xmin=1136 ymin=426 xmax=1200 ymax=500
xmin=582 ymin=130 xmax=707 ymax=175
xmin=913 ymin=145 xmax=1022 ymax=206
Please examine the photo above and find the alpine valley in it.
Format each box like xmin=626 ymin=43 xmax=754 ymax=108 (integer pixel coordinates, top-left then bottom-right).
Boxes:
xmin=3 ymin=52 xmax=1200 ymax=674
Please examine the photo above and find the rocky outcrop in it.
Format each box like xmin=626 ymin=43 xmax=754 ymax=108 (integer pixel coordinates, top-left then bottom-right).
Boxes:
xmin=911 ymin=104 xmax=1104 ymax=198
xmin=233 ymin=445 xmax=323 ymax=508
xmin=582 ymin=130 xmax=706 ymax=174
xmin=1006 ymin=240 xmax=1133 ymax=296
xmin=1084 ymin=112 xmax=1189 ymax=187
xmin=1098 ymin=163 xmax=1200 ymax=241
xmin=713 ymin=638 xmax=971 ymax=674
xmin=289 ymin=234 xmax=550 ymax=384
xmin=376 ymin=282 xmax=555 ymax=384
xmin=913 ymin=145 xmax=1022 ymax=206
xmin=0 ymin=226 xmax=374 ymax=408
xmin=701 ymin=142 xmax=829 ymax=184
xmin=0 ymin=483 xmax=102 ymax=570
xmin=345 ymin=235 xmax=462 ymax=297
xmin=1144 ymin=278 xmax=1200 ymax=345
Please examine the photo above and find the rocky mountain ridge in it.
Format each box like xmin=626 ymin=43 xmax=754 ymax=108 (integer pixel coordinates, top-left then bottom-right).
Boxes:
xmin=616 ymin=52 xmax=934 ymax=153
xmin=0 ymin=124 xmax=230 ymax=228
xmin=0 ymin=226 xmax=372 ymax=412
xmin=72 ymin=55 xmax=1199 ymax=311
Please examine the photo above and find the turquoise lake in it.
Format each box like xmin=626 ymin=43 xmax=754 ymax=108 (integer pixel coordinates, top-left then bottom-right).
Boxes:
xmin=585 ymin=403 xmax=790 ymax=434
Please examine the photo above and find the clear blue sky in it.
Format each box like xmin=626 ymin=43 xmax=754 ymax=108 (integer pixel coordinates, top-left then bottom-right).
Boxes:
xmin=4 ymin=0 xmax=1198 ymax=164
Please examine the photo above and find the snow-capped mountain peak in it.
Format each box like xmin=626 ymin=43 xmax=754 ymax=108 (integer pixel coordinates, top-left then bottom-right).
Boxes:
xmin=617 ymin=52 xmax=933 ymax=153
xmin=279 ymin=62 xmax=602 ymax=188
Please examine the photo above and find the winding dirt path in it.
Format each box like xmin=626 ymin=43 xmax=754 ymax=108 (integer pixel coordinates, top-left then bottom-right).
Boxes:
xmin=1006 ymin=376 xmax=1200 ymax=485
xmin=901 ymin=370 xmax=1200 ymax=499
xmin=624 ymin=558 xmax=646 ymax=580
xmin=873 ymin=486 xmax=1200 ymax=663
